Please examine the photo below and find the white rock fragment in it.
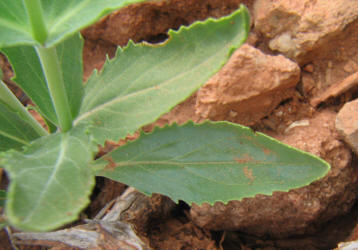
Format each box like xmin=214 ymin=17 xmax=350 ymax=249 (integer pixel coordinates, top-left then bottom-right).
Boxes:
xmin=285 ymin=119 xmax=310 ymax=133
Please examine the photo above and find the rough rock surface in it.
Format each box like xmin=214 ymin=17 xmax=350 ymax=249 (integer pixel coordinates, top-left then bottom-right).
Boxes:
xmin=195 ymin=44 xmax=300 ymax=126
xmin=336 ymin=99 xmax=358 ymax=155
xmin=254 ymin=0 xmax=358 ymax=64
xmin=191 ymin=110 xmax=358 ymax=238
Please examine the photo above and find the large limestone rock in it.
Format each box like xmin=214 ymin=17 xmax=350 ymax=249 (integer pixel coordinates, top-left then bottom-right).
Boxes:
xmin=195 ymin=44 xmax=300 ymax=126
xmin=191 ymin=111 xmax=358 ymax=238
xmin=254 ymin=0 xmax=358 ymax=64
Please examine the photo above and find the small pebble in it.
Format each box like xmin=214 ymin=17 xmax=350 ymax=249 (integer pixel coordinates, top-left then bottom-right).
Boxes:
xmin=303 ymin=64 xmax=314 ymax=73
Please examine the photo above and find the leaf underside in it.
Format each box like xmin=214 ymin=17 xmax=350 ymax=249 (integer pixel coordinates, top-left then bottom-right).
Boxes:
xmin=97 ymin=122 xmax=330 ymax=205
xmin=1 ymin=34 xmax=84 ymax=125
xmin=75 ymin=5 xmax=250 ymax=145
xmin=0 ymin=0 xmax=146 ymax=48
xmin=2 ymin=129 xmax=96 ymax=231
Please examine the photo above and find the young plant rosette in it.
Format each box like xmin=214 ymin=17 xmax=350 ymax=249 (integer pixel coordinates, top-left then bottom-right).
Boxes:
xmin=0 ymin=0 xmax=329 ymax=232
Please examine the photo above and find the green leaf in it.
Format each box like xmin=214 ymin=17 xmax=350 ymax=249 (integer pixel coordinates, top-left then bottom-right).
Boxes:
xmin=97 ymin=122 xmax=330 ymax=205
xmin=1 ymin=33 xmax=84 ymax=125
xmin=1 ymin=129 xmax=96 ymax=231
xmin=0 ymin=0 xmax=146 ymax=48
xmin=0 ymin=102 xmax=42 ymax=151
xmin=0 ymin=190 xmax=6 ymax=207
xmin=0 ymin=0 xmax=33 ymax=47
xmin=75 ymin=5 xmax=250 ymax=145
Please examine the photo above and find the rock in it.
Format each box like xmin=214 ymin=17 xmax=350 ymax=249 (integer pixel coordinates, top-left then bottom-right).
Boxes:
xmin=190 ymin=110 xmax=358 ymax=238
xmin=303 ymin=64 xmax=314 ymax=73
xmin=300 ymin=72 xmax=315 ymax=96
xmin=253 ymin=0 xmax=358 ymax=64
xmin=343 ymin=60 xmax=358 ymax=74
xmin=336 ymin=99 xmax=358 ymax=155
xmin=311 ymin=71 xmax=358 ymax=107
xmin=336 ymin=240 xmax=358 ymax=250
xmin=195 ymin=44 xmax=300 ymax=126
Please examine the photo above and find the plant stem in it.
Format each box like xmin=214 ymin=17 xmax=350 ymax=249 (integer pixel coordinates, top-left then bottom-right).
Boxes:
xmin=36 ymin=46 xmax=73 ymax=132
xmin=0 ymin=80 xmax=48 ymax=136
xmin=23 ymin=0 xmax=48 ymax=44
xmin=23 ymin=0 xmax=72 ymax=132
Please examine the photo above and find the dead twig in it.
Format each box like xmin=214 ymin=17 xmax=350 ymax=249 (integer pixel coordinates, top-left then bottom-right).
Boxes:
xmin=13 ymin=187 xmax=151 ymax=250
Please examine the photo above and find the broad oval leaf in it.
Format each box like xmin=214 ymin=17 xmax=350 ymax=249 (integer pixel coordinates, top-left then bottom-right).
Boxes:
xmin=75 ymin=5 xmax=250 ymax=145
xmin=96 ymin=122 xmax=330 ymax=205
xmin=0 ymin=102 xmax=41 ymax=152
xmin=1 ymin=129 xmax=96 ymax=231
xmin=1 ymin=33 xmax=84 ymax=125
xmin=0 ymin=0 xmax=146 ymax=48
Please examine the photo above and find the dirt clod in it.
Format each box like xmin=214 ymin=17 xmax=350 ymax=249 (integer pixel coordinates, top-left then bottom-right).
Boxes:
xmin=195 ymin=44 xmax=300 ymax=126
xmin=254 ymin=0 xmax=358 ymax=65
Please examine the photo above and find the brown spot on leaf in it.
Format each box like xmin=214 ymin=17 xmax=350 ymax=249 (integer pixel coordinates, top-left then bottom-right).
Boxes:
xmin=243 ymin=166 xmax=255 ymax=184
xmin=263 ymin=148 xmax=272 ymax=155
xmin=234 ymin=154 xmax=254 ymax=164
xmin=104 ymin=156 xmax=117 ymax=170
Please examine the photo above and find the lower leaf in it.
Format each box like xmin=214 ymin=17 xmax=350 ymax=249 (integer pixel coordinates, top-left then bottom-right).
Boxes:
xmin=0 ymin=102 xmax=42 ymax=152
xmin=96 ymin=121 xmax=330 ymax=205
xmin=1 ymin=129 xmax=96 ymax=231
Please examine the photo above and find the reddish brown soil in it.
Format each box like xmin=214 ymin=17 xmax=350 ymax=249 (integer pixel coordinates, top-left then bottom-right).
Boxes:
xmin=2 ymin=0 xmax=358 ymax=249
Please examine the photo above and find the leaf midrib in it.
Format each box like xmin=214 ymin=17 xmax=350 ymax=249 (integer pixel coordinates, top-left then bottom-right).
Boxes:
xmin=74 ymin=40 xmax=228 ymax=124
xmin=107 ymin=160 xmax=303 ymax=167
xmin=21 ymin=135 xmax=68 ymax=223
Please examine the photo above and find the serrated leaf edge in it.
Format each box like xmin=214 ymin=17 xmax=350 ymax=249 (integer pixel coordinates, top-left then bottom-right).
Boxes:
xmin=97 ymin=120 xmax=331 ymax=205
xmin=84 ymin=5 xmax=249 ymax=83
xmin=75 ymin=5 xmax=250 ymax=146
